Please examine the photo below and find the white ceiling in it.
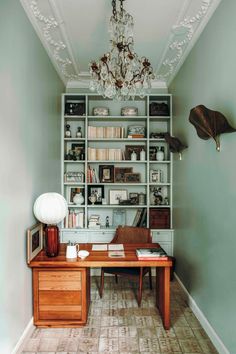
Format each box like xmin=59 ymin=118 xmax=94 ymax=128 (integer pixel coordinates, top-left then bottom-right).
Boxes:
xmin=20 ymin=0 xmax=222 ymax=89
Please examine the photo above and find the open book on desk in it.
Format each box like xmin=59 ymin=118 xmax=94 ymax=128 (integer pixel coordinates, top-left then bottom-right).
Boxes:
xmin=136 ymin=246 xmax=168 ymax=260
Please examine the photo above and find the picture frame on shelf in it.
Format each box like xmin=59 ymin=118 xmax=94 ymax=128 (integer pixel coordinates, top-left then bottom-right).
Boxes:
xmin=71 ymin=143 xmax=85 ymax=160
xmin=150 ymin=169 xmax=163 ymax=183
xmin=67 ymin=187 xmax=85 ymax=204
xmin=27 ymin=223 xmax=44 ymax=264
xmin=129 ymin=192 xmax=139 ymax=205
xmin=125 ymin=145 xmax=145 ymax=160
xmin=114 ymin=167 xmax=133 ymax=183
xmin=88 ymin=185 xmax=104 ymax=204
xmin=113 ymin=209 xmax=126 ymax=227
xmin=109 ymin=189 xmax=128 ymax=205
xmin=99 ymin=165 xmax=114 ymax=183
xmin=124 ymin=173 xmax=140 ymax=183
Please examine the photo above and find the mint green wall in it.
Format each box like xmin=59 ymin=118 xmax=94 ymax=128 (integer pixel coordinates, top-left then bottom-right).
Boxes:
xmin=0 ymin=0 xmax=64 ymax=352
xmin=170 ymin=0 xmax=236 ymax=352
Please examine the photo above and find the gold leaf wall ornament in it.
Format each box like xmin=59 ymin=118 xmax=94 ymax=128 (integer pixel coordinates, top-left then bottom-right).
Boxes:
xmin=163 ymin=132 xmax=188 ymax=160
xmin=189 ymin=105 xmax=236 ymax=151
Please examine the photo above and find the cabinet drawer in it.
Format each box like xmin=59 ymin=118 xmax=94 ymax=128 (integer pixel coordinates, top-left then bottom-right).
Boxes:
xmin=39 ymin=271 xmax=81 ymax=290
xmin=61 ymin=230 xmax=89 ymax=243
xmin=89 ymin=230 xmax=115 ymax=243
xmin=151 ymin=230 xmax=173 ymax=242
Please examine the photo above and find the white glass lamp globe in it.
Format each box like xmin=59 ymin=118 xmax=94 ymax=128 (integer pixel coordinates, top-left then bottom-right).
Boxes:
xmin=33 ymin=193 xmax=68 ymax=225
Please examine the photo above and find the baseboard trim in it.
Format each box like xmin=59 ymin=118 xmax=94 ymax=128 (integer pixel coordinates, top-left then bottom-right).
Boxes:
xmin=12 ymin=317 xmax=35 ymax=354
xmin=174 ymin=273 xmax=229 ymax=354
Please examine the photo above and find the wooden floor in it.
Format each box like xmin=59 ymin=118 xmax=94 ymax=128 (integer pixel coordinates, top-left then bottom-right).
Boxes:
xmin=21 ymin=276 xmax=218 ymax=353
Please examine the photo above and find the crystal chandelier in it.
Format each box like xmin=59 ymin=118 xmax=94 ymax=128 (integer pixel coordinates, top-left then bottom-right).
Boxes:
xmin=89 ymin=0 xmax=155 ymax=100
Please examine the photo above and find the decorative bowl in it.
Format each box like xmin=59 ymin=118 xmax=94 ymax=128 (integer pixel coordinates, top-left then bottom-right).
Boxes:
xmin=78 ymin=250 xmax=89 ymax=260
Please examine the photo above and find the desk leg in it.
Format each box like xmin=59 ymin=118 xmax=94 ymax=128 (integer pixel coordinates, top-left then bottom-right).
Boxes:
xmin=156 ymin=266 xmax=171 ymax=330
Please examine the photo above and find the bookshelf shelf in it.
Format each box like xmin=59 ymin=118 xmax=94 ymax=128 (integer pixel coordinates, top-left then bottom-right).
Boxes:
xmin=61 ymin=93 xmax=173 ymax=233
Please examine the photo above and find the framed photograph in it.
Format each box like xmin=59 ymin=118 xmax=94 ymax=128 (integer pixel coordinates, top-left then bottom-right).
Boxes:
xmin=125 ymin=145 xmax=145 ymax=160
xmin=109 ymin=189 xmax=128 ymax=205
xmin=150 ymin=169 xmax=163 ymax=183
xmin=27 ymin=223 xmax=44 ymax=264
xmin=124 ymin=173 xmax=140 ymax=183
xmin=99 ymin=165 xmax=114 ymax=183
xmin=114 ymin=167 xmax=133 ymax=183
xmin=129 ymin=192 xmax=139 ymax=205
xmin=67 ymin=187 xmax=85 ymax=204
xmin=88 ymin=185 xmax=104 ymax=204
xmin=71 ymin=143 xmax=85 ymax=158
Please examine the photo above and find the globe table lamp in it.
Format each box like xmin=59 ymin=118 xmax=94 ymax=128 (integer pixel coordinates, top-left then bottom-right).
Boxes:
xmin=33 ymin=193 xmax=68 ymax=257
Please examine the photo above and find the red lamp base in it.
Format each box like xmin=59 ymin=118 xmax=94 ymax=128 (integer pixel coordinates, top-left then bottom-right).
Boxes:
xmin=45 ymin=225 xmax=60 ymax=257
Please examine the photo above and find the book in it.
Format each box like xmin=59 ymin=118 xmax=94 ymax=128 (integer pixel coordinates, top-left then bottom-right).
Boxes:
xmin=132 ymin=208 xmax=143 ymax=226
xmin=136 ymin=247 xmax=168 ymax=260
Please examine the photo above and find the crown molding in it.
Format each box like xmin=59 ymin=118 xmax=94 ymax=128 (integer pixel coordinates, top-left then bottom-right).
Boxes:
xmin=20 ymin=0 xmax=79 ymax=85
xmin=20 ymin=0 xmax=222 ymax=89
xmin=157 ymin=0 xmax=222 ymax=85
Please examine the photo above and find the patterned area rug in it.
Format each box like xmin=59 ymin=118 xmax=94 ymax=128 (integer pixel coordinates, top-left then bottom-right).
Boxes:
xmin=21 ymin=276 xmax=218 ymax=353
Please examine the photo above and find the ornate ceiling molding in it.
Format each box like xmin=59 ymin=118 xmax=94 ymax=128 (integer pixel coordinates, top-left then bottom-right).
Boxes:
xmin=157 ymin=0 xmax=222 ymax=85
xmin=20 ymin=0 xmax=79 ymax=85
xmin=20 ymin=0 xmax=222 ymax=89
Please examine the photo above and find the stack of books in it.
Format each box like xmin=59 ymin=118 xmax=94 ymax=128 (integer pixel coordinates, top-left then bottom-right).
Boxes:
xmin=88 ymin=214 xmax=101 ymax=229
xmin=64 ymin=211 xmax=84 ymax=229
xmin=136 ymin=246 xmax=168 ymax=260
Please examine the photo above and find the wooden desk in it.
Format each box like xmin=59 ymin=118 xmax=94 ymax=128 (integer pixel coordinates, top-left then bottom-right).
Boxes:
xmin=29 ymin=243 xmax=172 ymax=329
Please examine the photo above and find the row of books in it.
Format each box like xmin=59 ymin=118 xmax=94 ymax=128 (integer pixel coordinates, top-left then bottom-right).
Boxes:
xmin=64 ymin=211 xmax=84 ymax=229
xmin=88 ymin=148 xmax=123 ymax=161
xmin=88 ymin=126 xmax=125 ymax=138
xmin=132 ymin=208 xmax=147 ymax=227
xmin=87 ymin=166 xmax=99 ymax=183
xmin=136 ymin=246 xmax=168 ymax=260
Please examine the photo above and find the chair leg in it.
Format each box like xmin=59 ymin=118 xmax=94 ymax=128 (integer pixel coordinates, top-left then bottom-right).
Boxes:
xmin=99 ymin=269 xmax=104 ymax=298
xmin=115 ymin=274 xmax=118 ymax=283
xmin=148 ymin=269 xmax=152 ymax=290
xmin=138 ymin=268 xmax=143 ymax=307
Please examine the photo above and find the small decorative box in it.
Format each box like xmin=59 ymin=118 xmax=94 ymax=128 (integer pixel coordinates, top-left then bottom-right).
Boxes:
xmin=121 ymin=107 xmax=138 ymax=116
xmin=65 ymin=100 xmax=85 ymax=116
xmin=93 ymin=107 xmax=110 ymax=116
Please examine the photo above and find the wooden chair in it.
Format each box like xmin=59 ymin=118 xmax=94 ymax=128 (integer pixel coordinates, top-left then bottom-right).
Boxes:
xmin=99 ymin=226 xmax=152 ymax=306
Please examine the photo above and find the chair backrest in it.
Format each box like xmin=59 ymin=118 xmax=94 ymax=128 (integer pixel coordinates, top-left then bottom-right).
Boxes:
xmin=111 ymin=226 xmax=151 ymax=243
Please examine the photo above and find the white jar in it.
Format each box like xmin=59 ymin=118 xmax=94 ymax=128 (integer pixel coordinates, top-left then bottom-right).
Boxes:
xmin=73 ymin=193 xmax=84 ymax=205
xmin=140 ymin=149 xmax=146 ymax=161
xmin=156 ymin=147 xmax=164 ymax=161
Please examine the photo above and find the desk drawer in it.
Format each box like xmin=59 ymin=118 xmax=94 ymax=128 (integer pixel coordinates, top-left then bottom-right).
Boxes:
xmin=89 ymin=230 xmax=115 ymax=243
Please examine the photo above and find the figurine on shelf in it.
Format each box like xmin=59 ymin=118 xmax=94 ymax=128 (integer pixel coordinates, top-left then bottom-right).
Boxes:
xmin=154 ymin=187 xmax=163 ymax=205
xmin=105 ymin=216 xmax=109 ymax=228
xmin=76 ymin=126 xmax=82 ymax=138
xmin=65 ymin=124 xmax=71 ymax=138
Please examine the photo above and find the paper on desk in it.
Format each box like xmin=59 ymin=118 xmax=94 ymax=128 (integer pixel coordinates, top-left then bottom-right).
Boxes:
xmin=92 ymin=244 xmax=108 ymax=251
xmin=108 ymin=250 xmax=125 ymax=258
xmin=108 ymin=244 xmax=124 ymax=251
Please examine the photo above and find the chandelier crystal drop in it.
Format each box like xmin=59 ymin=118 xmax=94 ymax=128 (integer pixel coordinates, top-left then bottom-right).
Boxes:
xmin=89 ymin=0 xmax=155 ymax=100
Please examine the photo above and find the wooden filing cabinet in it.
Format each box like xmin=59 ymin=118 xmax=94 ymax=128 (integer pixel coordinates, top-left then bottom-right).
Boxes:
xmin=32 ymin=268 xmax=90 ymax=327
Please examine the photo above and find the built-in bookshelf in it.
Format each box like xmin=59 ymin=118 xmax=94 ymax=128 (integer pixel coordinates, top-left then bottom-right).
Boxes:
xmin=60 ymin=93 xmax=173 ymax=254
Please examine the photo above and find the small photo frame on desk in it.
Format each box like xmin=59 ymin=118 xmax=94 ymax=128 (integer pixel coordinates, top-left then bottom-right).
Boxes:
xmin=27 ymin=223 xmax=44 ymax=264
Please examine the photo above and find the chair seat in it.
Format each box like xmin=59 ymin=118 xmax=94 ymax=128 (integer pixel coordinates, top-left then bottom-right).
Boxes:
xmin=103 ymin=267 xmax=149 ymax=276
